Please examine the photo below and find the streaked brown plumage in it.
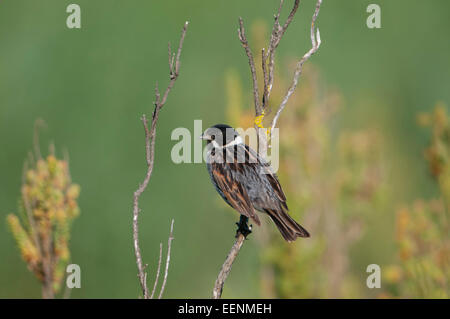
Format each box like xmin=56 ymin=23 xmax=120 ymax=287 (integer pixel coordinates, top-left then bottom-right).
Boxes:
xmin=202 ymin=124 xmax=309 ymax=242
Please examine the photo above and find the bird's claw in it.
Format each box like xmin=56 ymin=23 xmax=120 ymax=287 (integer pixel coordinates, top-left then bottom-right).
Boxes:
xmin=235 ymin=216 xmax=252 ymax=238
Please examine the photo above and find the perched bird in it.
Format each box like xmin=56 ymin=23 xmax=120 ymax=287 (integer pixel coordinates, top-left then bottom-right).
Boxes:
xmin=201 ymin=124 xmax=309 ymax=242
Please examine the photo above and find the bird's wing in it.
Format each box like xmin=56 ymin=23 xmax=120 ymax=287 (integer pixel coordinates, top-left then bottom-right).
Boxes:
xmin=244 ymin=144 xmax=288 ymax=210
xmin=210 ymin=161 xmax=261 ymax=225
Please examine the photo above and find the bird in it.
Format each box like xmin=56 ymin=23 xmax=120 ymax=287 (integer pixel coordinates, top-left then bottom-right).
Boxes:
xmin=201 ymin=124 xmax=310 ymax=242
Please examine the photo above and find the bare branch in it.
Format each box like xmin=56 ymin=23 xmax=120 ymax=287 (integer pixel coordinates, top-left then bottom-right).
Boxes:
xmin=212 ymin=233 xmax=246 ymax=299
xmin=212 ymin=216 xmax=251 ymax=299
xmin=271 ymin=0 xmax=322 ymax=133
xmin=150 ymin=243 xmax=163 ymax=299
xmin=158 ymin=21 xmax=189 ymax=107
xmin=158 ymin=219 xmax=175 ymax=299
xmin=133 ymin=115 xmax=152 ymax=299
xmin=262 ymin=47 xmax=269 ymax=108
xmin=238 ymin=17 xmax=261 ymax=116
xmin=132 ymin=21 xmax=188 ymax=299
xmin=263 ymin=0 xmax=300 ymax=109
xmin=238 ymin=0 xmax=322 ymax=146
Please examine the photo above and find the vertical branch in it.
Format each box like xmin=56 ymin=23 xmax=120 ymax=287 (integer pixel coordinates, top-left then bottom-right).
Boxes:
xmin=158 ymin=219 xmax=175 ymax=299
xmin=149 ymin=219 xmax=175 ymax=299
xmin=132 ymin=21 xmax=188 ymax=299
xmin=238 ymin=18 xmax=261 ymax=116
xmin=150 ymin=243 xmax=163 ymax=299
xmin=133 ymin=114 xmax=153 ymax=299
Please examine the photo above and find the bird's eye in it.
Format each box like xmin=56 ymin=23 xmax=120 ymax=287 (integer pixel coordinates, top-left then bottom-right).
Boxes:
xmin=211 ymin=135 xmax=215 ymax=140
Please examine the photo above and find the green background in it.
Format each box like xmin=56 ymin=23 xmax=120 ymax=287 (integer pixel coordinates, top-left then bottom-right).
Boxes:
xmin=0 ymin=0 xmax=449 ymax=298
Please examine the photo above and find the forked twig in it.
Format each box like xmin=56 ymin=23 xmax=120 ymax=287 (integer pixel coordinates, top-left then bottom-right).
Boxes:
xmin=270 ymin=0 xmax=322 ymax=132
xmin=132 ymin=21 xmax=188 ymax=299
xmin=237 ymin=0 xmax=323 ymax=142
xmin=263 ymin=0 xmax=300 ymax=110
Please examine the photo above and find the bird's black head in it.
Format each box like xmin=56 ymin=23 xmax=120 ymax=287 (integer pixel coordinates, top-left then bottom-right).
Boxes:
xmin=200 ymin=124 xmax=241 ymax=147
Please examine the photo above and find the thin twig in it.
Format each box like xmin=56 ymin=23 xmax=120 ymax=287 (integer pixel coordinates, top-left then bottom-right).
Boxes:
xmin=262 ymin=48 xmax=269 ymax=108
xmin=238 ymin=0 xmax=322 ymax=145
xmin=132 ymin=21 xmax=188 ymax=299
xmin=238 ymin=17 xmax=261 ymax=116
xmin=158 ymin=219 xmax=175 ymax=299
xmin=263 ymin=0 xmax=300 ymax=110
xmin=270 ymin=0 xmax=322 ymax=133
xmin=150 ymin=243 xmax=163 ymax=299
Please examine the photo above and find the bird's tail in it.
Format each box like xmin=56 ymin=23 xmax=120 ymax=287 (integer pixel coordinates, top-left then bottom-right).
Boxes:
xmin=265 ymin=209 xmax=310 ymax=242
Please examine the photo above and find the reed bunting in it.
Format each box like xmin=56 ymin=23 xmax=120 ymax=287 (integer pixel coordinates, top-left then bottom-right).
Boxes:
xmin=201 ymin=124 xmax=309 ymax=242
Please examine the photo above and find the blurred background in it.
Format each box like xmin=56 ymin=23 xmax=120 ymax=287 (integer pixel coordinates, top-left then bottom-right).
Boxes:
xmin=0 ymin=0 xmax=449 ymax=298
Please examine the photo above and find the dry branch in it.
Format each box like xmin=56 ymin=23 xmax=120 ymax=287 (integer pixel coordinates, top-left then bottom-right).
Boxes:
xmin=213 ymin=216 xmax=251 ymax=299
xmin=262 ymin=0 xmax=300 ymax=110
xmin=150 ymin=243 xmax=163 ymax=299
xmin=213 ymin=234 xmax=246 ymax=299
xmin=238 ymin=18 xmax=261 ymax=116
xmin=158 ymin=219 xmax=175 ymax=299
xmin=132 ymin=21 xmax=188 ymax=299
xmin=270 ymin=0 xmax=322 ymax=133
xmin=212 ymin=0 xmax=323 ymax=299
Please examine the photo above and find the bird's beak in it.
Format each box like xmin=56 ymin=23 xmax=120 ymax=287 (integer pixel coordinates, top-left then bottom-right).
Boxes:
xmin=199 ymin=133 xmax=210 ymax=140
